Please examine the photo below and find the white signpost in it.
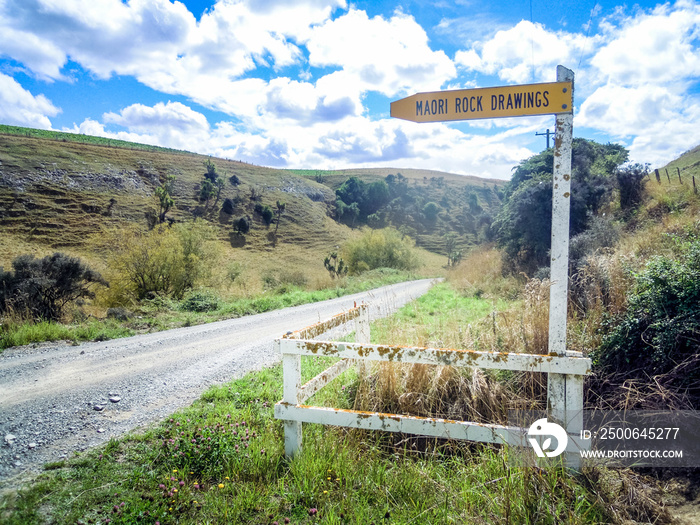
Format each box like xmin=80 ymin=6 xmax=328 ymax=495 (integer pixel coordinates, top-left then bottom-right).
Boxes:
xmin=275 ymin=66 xmax=587 ymax=469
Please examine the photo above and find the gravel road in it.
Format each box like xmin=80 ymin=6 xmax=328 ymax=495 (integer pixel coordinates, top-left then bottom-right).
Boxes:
xmin=0 ymin=278 xmax=437 ymax=485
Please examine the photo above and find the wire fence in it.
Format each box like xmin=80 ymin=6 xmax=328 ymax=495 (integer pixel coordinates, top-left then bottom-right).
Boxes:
xmin=651 ymin=167 xmax=697 ymax=194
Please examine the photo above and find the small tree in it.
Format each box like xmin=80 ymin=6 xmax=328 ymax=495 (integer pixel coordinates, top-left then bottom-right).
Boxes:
xmin=155 ymin=174 xmax=175 ymax=223
xmin=249 ymin=186 xmax=264 ymax=202
xmin=260 ymin=205 xmax=274 ymax=226
xmin=214 ymin=179 xmax=225 ymax=206
xmin=0 ymin=253 xmax=108 ymax=321
xmin=204 ymin=159 xmax=218 ymax=182
xmin=274 ymin=200 xmax=286 ymax=234
xmin=444 ymin=232 xmax=463 ymax=267
xmin=324 ymin=252 xmax=348 ymax=279
xmin=616 ymin=163 xmax=648 ymax=211
xmin=423 ymin=201 xmax=440 ymax=222
xmin=199 ymin=180 xmax=216 ymax=208
xmin=234 ymin=216 xmax=250 ymax=235
xmin=222 ymin=197 xmax=235 ymax=215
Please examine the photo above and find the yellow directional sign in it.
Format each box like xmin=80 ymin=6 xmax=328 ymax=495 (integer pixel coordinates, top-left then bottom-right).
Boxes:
xmin=390 ymin=81 xmax=572 ymax=123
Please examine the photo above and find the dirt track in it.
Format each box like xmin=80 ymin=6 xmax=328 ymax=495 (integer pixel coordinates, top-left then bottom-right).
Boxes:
xmin=0 ymin=279 xmax=437 ymax=485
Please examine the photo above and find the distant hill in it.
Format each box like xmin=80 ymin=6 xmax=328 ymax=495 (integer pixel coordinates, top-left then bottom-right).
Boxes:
xmin=0 ymin=125 xmax=504 ymax=270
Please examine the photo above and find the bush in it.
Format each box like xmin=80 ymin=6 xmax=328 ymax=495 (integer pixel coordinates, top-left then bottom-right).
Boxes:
xmin=180 ymin=291 xmax=220 ymax=312
xmin=108 ymin=222 xmax=215 ymax=301
xmin=260 ymin=205 xmax=273 ymax=226
xmin=422 ymin=201 xmax=440 ymax=222
xmin=234 ymin=216 xmax=250 ymax=235
xmin=222 ymin=198 xmax=235 ymax=215
xmin=342 ymin=228 xmax=420 ymax=274
xmin=494 ymin=139 xmax=628 ymax=275
xmin=594 ymin=236 xmax=700 ymax=387
xmin=616 ymin=163 xmax=648 ymax=211
xmin=0 ymin=253 xmax=108 ymax=322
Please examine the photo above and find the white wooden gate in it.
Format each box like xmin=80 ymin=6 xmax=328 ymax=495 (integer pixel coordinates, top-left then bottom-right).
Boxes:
xmin=274 ymin=303 xmax=591 ymax=467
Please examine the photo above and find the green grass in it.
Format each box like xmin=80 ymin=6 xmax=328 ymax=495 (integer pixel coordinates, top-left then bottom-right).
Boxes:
xmin=0 ymin=269 xmax=416 ymax=351
xmin=0 ymin=319 xmax=134 ymax=350
xmin=0 ymin=355 xmax=606 ymax=525
xmin=370 ymin=281 xmax=513 ymax=349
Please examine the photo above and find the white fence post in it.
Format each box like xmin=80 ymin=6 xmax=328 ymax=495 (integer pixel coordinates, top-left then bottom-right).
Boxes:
xmin=282 ymin=352 xmax=302 ymax=458
xmin=546 ymin=65 xmax=581 ymax=469
xmin=354 ymin=304 xmax=370 ymax=344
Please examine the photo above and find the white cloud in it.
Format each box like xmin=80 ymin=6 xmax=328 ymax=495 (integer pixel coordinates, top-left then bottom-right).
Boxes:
xmin=592 ymin=1 xmax=700 ymax=87
xmin=577 ymin=85 xmax=682 ymax=135
xmin=305 ymin=9 xmax=456 ymax=95
xmin=455 ymin=20 xmax=596 ymax=84
xmin=103 ymin=101 xmax=209 ymax=133
xmin=578 ymin=84 xmax=700 ymax=167
xmin=0 ymin=73 xmax=60 ymax=128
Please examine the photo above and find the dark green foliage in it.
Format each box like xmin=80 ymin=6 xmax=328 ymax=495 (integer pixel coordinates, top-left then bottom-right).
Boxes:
xmin=234 ymin=216 xmax=250 ymax=235
xmin=595 ymin=236 xmax=700 ymax=389
xmin=204 ymin=159 xmax=218 ymax=182
xmin=335 ymin=199 xmax=360 ymax=227
xmin=222 ymin=197 xmax=235 ymax=215
xmin=274 ymin=200 xmax=286 ymax=233
xmin=199 ymin=179 xmax=216 ymax=205
xmin=323 ymin=252 xmax=348 ymax=279
xmin=335 ymin=177 xmax=390 ymax=226
xmin=422 ymin=201 xmax=440 ymax=222
xmin=155 ymin=174 xmax=175 ymax=223
xmin=467 ymin=191 xmax=482 ymax=214
xmin=180 ymin=291 xmax=220 ymax=312
xmin=0 ymin=253 xmax=108 ymax=321
xmin=365 ymin=180 xmax=390 ymax=215
xmin=260 ymin=205 xmax=273 ymax=226
xmin=336 ymin=176 xmax=365 ymax=209
xmin=494 ymin=139 xmax=628 ymax=275
xmin=616 ymin=163 xmax=648 ymax=211
xmin=229 ymin=174 xmax=240 ymax=186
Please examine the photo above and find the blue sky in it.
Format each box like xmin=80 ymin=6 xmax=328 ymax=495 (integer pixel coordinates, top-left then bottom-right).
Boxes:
xmin=1 ymin=0 xmax=699 ymax=179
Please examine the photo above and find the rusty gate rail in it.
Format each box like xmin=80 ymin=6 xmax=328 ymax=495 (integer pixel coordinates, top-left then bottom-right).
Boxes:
xmin=274 ymin=304 xmax=591 ymax=466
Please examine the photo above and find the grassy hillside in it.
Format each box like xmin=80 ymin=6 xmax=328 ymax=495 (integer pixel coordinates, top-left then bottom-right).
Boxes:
xmin=0 ymin=127 xmax=502 ymax=271
xmin=288 ymin=167 xmax=504 ymax=255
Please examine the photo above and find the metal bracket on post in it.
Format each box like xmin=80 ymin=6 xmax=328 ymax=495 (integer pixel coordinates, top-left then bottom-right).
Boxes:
xmin=546 ymin=65 xmax=582 ymax=469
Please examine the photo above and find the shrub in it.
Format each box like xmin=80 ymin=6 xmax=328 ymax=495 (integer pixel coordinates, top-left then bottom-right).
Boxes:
xmin=324 ymin=252 xmax=348 ymax=279
xmin=222 ymin=198 xmax=235 ymax=215
xmin=494 ymin=139 xmax=628 ymax=275
xmin=342 ymin=228 xmax=420 ymax=274
xmin=180 ymin=291 xmax=220 ymax=312
xmin=260 ymin=205 xmax=273 ymax=226
xmin=616 ymin=163 xmax=648 ymax=211
xmin=0 ymin=253 xmax=108 ymax=321
xmin=422 ymin=201 xmax=440 ymax=222
xmin=234 ymin=216 xmax=250 ymax=235
xmin=108 ymin=222 xmax=215 ymax=301
xmin=594 ymin=236 xmax=700 ymax=388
